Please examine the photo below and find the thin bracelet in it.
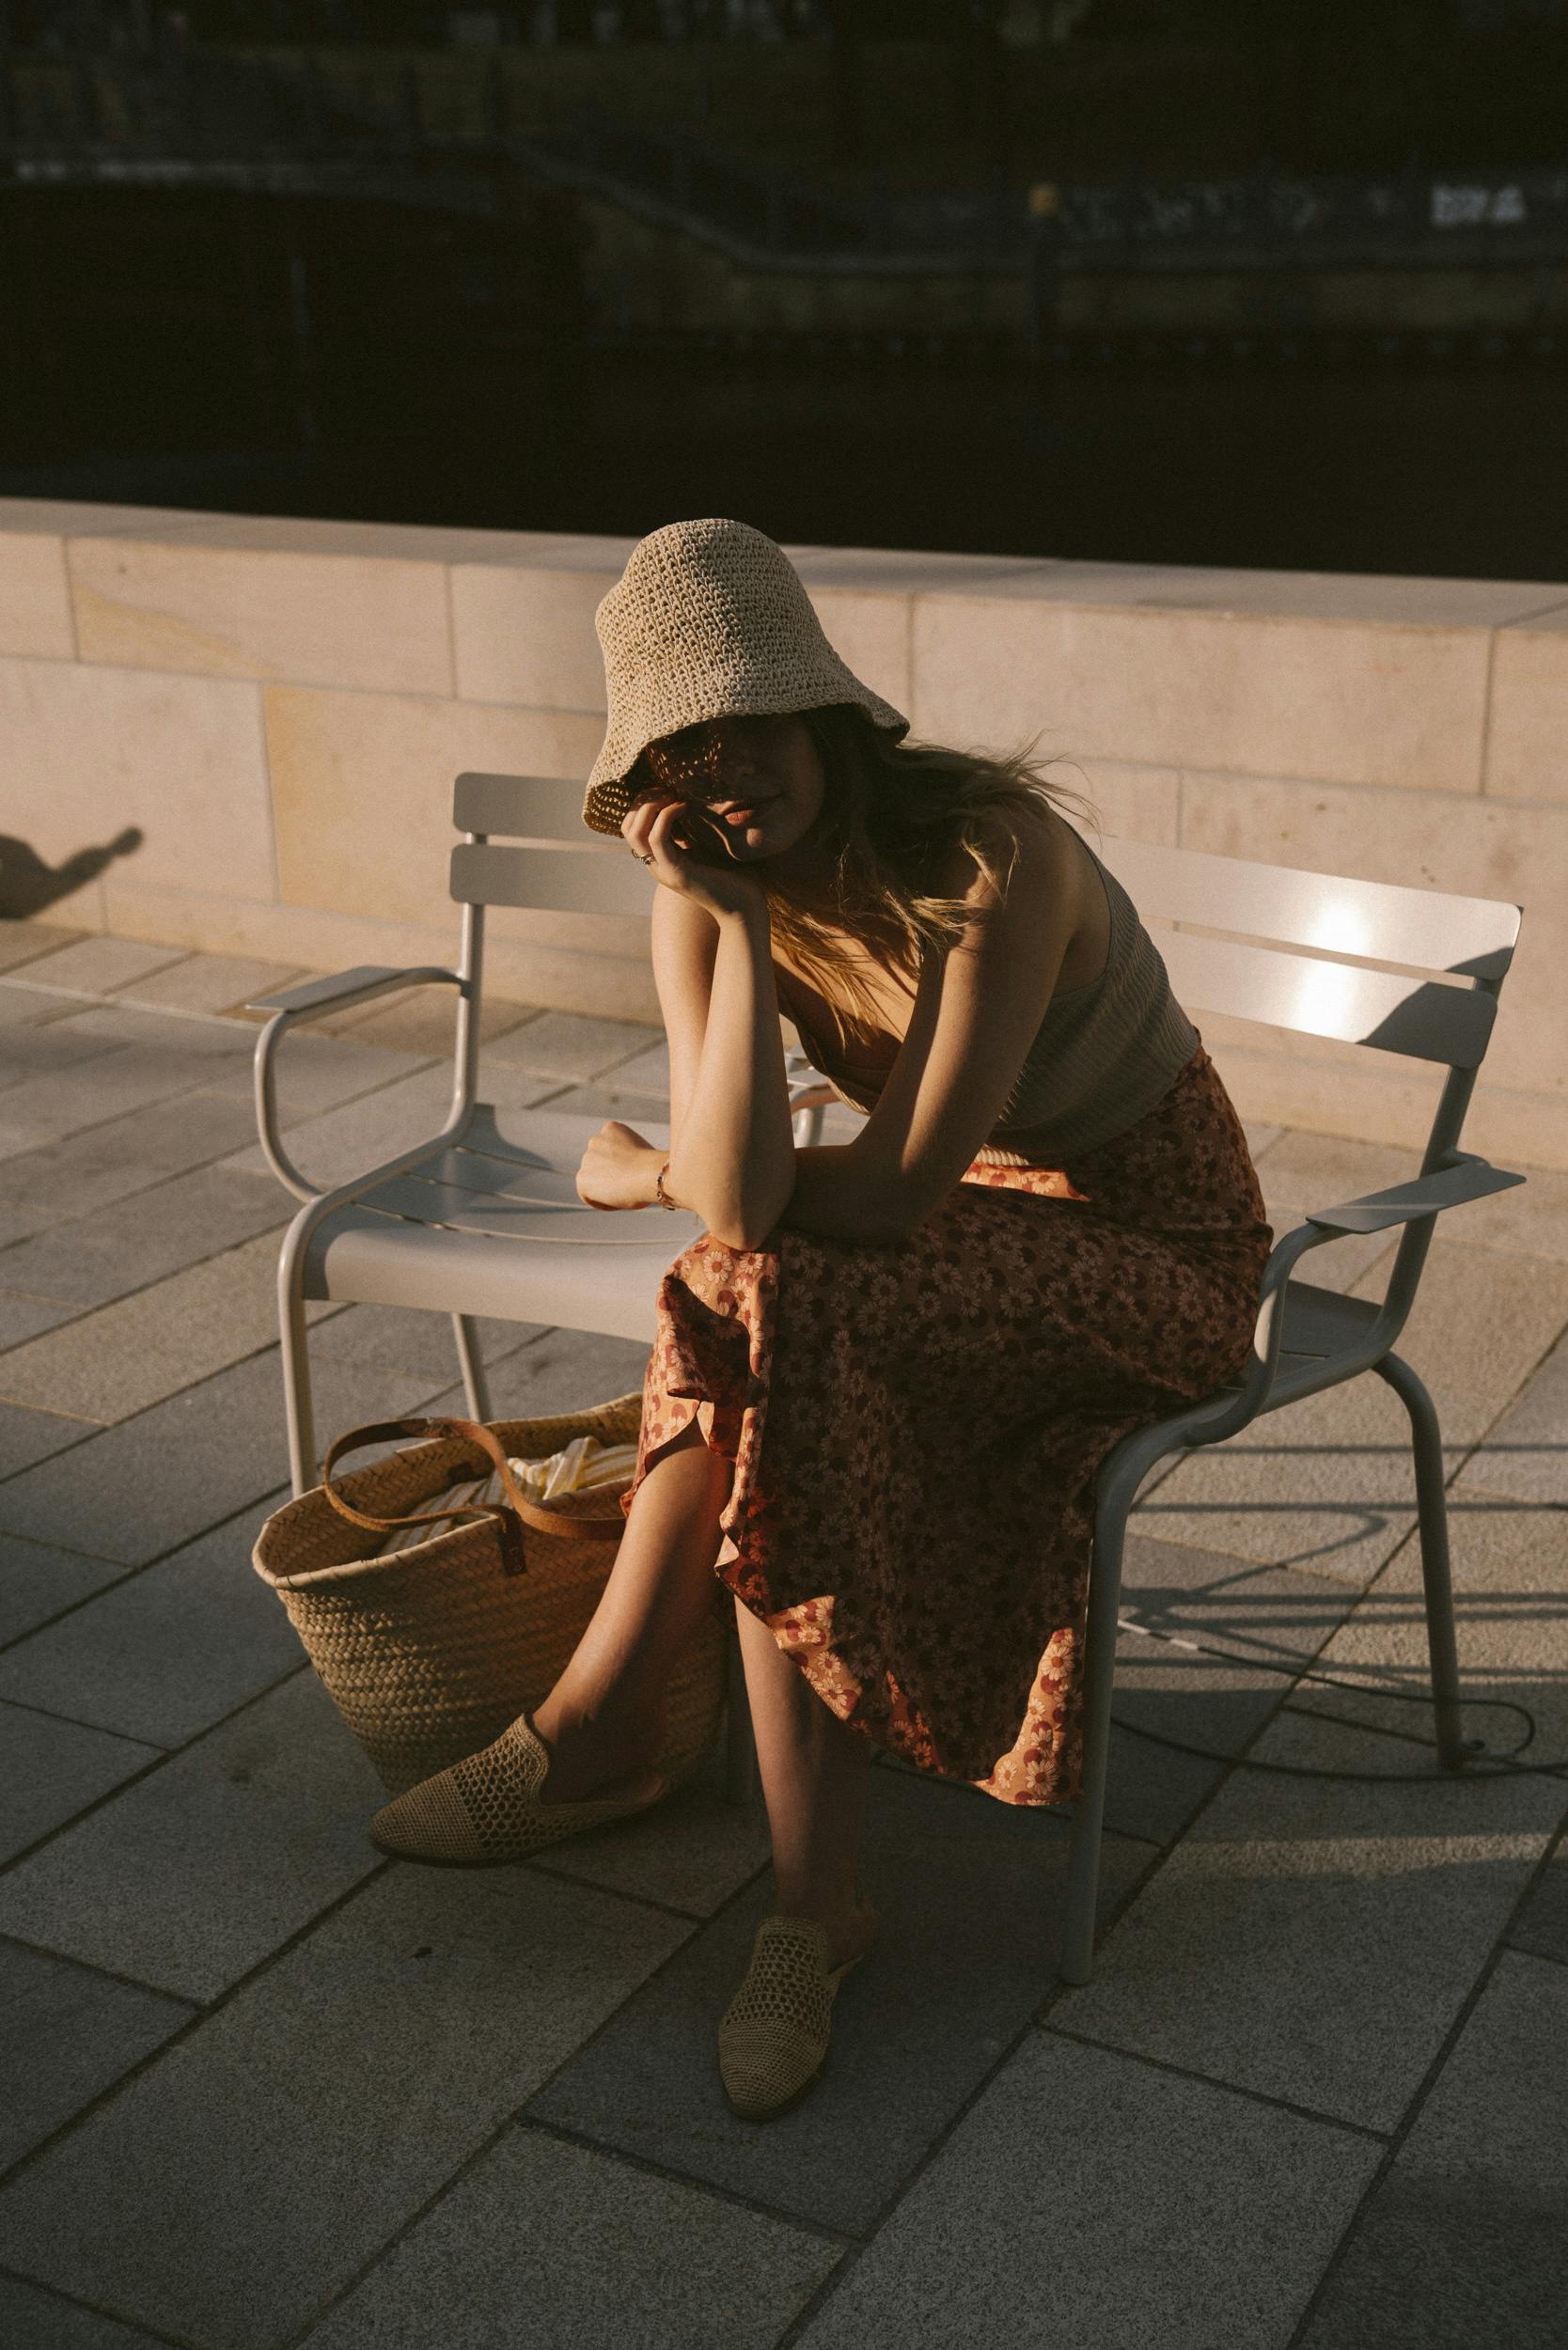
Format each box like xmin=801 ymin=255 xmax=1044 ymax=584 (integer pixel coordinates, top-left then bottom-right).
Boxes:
xmin=654 ymin=1157 xmax=679 ymax=1210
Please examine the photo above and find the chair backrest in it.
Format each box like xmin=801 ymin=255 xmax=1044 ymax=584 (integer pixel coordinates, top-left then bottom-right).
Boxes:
xmin=446 ymin=768 xmax=1523 ymax=1159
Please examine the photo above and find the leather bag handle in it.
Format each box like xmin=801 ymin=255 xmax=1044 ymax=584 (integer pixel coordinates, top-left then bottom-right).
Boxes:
xmin=320 ymin=1417 xmax=624 ymax=1576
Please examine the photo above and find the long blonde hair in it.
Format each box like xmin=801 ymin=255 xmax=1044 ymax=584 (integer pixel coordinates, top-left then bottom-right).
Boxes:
xmin=751 ymin=702 xmax=1101 ymax=1055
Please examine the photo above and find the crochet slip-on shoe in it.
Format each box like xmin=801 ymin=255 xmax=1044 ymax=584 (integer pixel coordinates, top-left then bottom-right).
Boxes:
xmin=717 ymin=1910 xmax=874 ymax=2122
xmin=368 ymin=1711 xmax=667 ymax=1866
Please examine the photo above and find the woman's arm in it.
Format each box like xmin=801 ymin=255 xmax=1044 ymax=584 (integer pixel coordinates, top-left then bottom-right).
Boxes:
xmin=662 ymin=896 xmax=798 ymax=1249
xmin=664 ymin=907 xmax=919 ymax=1247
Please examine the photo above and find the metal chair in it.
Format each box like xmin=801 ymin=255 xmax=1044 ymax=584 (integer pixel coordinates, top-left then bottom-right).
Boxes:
xmin=249 ymin=777 xmax=1526 ymax=1985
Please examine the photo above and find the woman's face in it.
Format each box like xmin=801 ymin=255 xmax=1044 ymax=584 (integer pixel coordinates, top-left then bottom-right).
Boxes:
xmin=637 ymin=712 xmax=827 ymax=865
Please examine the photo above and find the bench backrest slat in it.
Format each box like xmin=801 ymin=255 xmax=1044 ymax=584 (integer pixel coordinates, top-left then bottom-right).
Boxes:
xmin=1097 ymin=836 xmax=1520 ymax=979
xmin=446 ymin=778 xmax=1520 ymax=1073
xmin=453 ymin=773 xmax=586 ymax=840
xmin=1159 ymin=932 xmax=1496 ymax=1067
xmin=451 ymin=839 xmax=656 ymax=918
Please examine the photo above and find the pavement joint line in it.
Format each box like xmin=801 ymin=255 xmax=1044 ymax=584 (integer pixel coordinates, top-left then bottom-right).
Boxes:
xmin=0 ymin=1927 xmax=204 ymax=2018
xmin=0 ymin=1037 xmax=450 ymax=1186
xmin=0 ymin=2264 xmax=195 ymax=2350
xmin=1 ymin=978 xmax=286 ymax=1033
xmin=0 ymin=1658 xmax=316 ymax=1877
xmin=1282 ymin=1806 xmax=1568 ymax=2350
xmin=278 ymin=1810 xmax=941 ymax=2350
xmin=764 ymin=1828 xmax=1184 ymax=2350
xmin=1038 ymin=2018 xmax=1396 ymax=2145
xmin=0 ymin=1218 xmax=296 ymax=1400
xmin=0 ymin=1570 xmax=136 ymax=1656
xmin=0 ymin=1838 xmax=400 ymax=2204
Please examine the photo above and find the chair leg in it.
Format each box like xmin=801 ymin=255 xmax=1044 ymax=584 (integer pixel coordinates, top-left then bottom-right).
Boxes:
xmin=277 ymin=1219 xmax=319 ymax=1497
xmin=1372 ymin=1349 xmax=1467 ymax=1770
xmin=723 ymin=1615 xmax=760 ymax=1805
xmin=1060 ymin=1488 xmax=1132 ymax=1986
xmin=451 ymin=1314 xmax=493 ymax=1422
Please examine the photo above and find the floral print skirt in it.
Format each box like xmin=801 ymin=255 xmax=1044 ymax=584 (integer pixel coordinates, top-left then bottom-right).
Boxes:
xmin=617 ymin=1042 xmax=1273 ymax=1809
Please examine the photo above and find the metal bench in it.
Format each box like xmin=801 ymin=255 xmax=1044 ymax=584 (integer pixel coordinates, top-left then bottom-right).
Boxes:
xmin=248 ymin=773 xmax=1526 ymax=1985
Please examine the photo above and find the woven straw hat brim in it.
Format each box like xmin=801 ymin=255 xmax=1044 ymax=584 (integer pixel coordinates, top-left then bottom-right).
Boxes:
xmin=583 ymin=517 xmax=910 ymax=838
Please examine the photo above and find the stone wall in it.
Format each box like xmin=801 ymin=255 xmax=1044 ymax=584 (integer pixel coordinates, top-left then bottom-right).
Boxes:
xmin=3 ymin=496 xmax=1565 ymax=1169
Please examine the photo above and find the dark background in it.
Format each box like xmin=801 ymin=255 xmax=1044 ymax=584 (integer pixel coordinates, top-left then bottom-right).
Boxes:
xmin=4 ymin=0 xmax=1566 ymax=578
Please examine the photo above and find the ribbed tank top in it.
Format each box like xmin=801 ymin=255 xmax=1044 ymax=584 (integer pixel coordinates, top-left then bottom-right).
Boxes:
xmin=782 ymin=834 xmax=1202 ymax=1166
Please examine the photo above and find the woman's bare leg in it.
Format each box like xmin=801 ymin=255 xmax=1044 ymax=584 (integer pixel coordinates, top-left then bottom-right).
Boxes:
xmin=530 ymin=1415 xmax=729 ymax=1805
xmin=733 ymin=1594 xmax=878 ymax=1971
xmin=531 ymin=1416 xmax=878 ymax=1965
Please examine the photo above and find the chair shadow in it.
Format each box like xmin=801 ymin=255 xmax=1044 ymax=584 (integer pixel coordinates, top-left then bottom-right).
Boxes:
xmin=0 ymin=827 xmax=143 ymax=919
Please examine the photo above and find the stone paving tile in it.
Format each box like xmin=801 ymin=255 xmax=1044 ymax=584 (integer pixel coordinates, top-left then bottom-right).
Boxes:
xmin=0 ymin=1703 xmax=161 ymax=1866
xmin=525 ymin=1760 xmax=1153 ymax=2234
xmin=1136 ymin=1372 xmax=1423 ymax=1588
xmin=1049 ymin=1704 xmax=1564 ymax=2132
xmin=422 ymin=1324 xmax=653 ymax=1424
xmin=0 ymin=1089 xmax=261 ymax=1219
xmin=1454 ymin=1324 xmax=1568 ymax=1508
xmin=0 ymin=1673 xmax=385 ymax=2002
xmin=0 ymin=1533 xmax=128 ymax=1648
xmin=482 ymin=1009 xmax=662 ymax=1078
xmin=604 ymin=1035 xmax=670 ymax=1092
xmin=528 ymin=1720 xmax=774 ymax=1919
xmin=1354 ymin=1238 xmax=1568 ymax=1447
xmin=306 ymin=1301 xmax=548 ymax=1378
xmin=0 ymin=1491 xmax=314 ymax=1747
xmin=1129 ymin=1238 xmax=1568 ymax=1585
xmin=0 ymin=986 xmax=78 ymax=1027
xmin=1287 ymin=1503 xmax=1568 ymax=1766
xmin=216 ymin=1061 xmax=562 ymax=1186
xmin=0 ymin=1199 xmax=68 ymax=1249
xmin=0 ymin=1939 xmax=190 ymax=2174
xmin=0 ymin=1024 xmax=128 ymax=1092
xmin=0 ymin=924 xmax=83 ymax=974
xmin=1092 ymin=1529 xmax=1358 ymax=1845
xmin=0 ymin=1866 xmax=693 ymax=2350
xmin=0 ymin=1114 xmax=45 ymax=1157
xmin=1297 ymin=1951 xmax=1568 ymax=2350
xmin=792 ymin=2031 xmax=1380 ymax=2350
xmin=0 ymin=1345 xmax=441 ymax=1566
xmin=0 ymin=2274 xmax=173 ymax=2348
xmin=13 ymin=940 xmax=190 ymax=996
xmin=0 ymin=1043 xmax=226 ymax=1151
xmin=529 ymin=1080 xmax=688 ymax=1127
xmin=1508 ymin=1834 xmax=1568 ymax=1965
xmin=323 ymin=991 xmax=536 ymax=1058
xmin=0 ymin=1230 xmax=286 ymax=1423
xmin=201 ymin=1029 xmax=439 ymax=1127
xmin=299 ymin=2123 xmax=841 ymax=2350
xmin=0 ymin=1400 xmax=92 ymax=1477
xmin=35 ymin=1003 xmax=255 ymax=1067
xmin=0 ymin=1292 xmax=78 ymax=1348
xmin=117 ymin=955 xmax=306 ymax=1017
xmin=0 ymin=1165 xmax=288 ymax=1312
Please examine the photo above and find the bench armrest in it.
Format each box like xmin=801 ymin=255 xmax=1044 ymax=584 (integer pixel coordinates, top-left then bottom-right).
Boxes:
xmin=248 ymin=963 xmax=465 ymax=1203
xmin=1303 ymin=1153 xmax=1525 ymax=1236
xmin=245 ymin=964 xmax=461 ymax=1021
xmin=1182 ymin=1151 xmax=1527 ymax=1446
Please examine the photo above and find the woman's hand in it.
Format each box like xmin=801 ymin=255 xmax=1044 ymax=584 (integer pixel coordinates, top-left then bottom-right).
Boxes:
xmin=620 ymin=791 xmax=767 ymax=925
xmin=575 ymin=1120 xmax=665 ymax=1212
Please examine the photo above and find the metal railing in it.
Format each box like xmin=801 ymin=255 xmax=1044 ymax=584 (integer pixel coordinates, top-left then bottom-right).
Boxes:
xmin=5 ymin=48 xmax=1567 ymax=274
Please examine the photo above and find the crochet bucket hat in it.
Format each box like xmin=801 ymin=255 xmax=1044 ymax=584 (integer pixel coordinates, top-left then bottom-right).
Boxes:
xmin=582 ymin=517 xmax=911 ymax=838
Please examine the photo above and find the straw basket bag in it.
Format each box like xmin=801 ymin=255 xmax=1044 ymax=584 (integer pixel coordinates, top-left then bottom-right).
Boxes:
xmin=252 ymin=1391 xmax=728 ymax=1798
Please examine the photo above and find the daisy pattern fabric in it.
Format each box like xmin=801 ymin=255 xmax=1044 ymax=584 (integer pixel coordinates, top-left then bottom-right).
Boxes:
xmin=619 ymin=1042 xmax=1273 ymax=1809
